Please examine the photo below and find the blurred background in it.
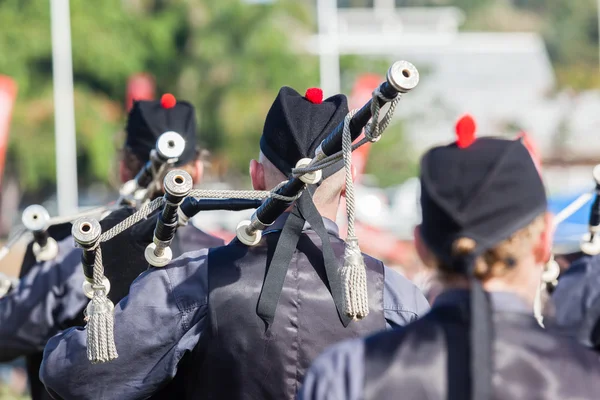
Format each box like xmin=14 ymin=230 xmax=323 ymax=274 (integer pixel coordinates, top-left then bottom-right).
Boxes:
xmin=1 ymin=0 xmax=599 ymax=397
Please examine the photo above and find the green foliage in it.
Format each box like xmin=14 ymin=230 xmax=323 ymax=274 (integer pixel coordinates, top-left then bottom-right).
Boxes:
xmin=2 ymin=0 xmax=318 ymax=191
xmin=2 ymin=0 xmax=185 ymax=189
xmin=4 ymin=0 xmax=600 ymax=193
xmin=176 ymin=0 xmax=319 ymax=172
xmin=450 ymin=0 xmax=600 ymax=89
xmin=0 ymin=384 xmax=28 ymax=400
xmin=364 ymin=122 xmax=418 ymax=187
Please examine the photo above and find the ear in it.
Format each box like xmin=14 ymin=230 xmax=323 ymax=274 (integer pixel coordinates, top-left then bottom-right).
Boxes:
xmin=192 ymin=160 xmax=204 ymax=184
xmin=250 ymin=159 xmax=266 ymax=191
xmin=340 ymin=164 xmax=357 ymax=198
xmin=535 ymin=212 xmax=554 ymax=264
xmin=413 ymin=225 xmax=433 ymax=266
xmin=119 ymin=160 xmax=131 ymax=183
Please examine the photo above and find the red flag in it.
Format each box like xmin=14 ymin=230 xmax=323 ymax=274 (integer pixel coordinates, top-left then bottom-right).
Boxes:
xmin=518 ymin=131 xmax=542 ymax=174
xmin=126 ymin=73 xmax=155 ymax=112
xmin=349 ymin=74 xmax=383 ymax=182
xmin=0 ymin=76 xmax=17 ymax=187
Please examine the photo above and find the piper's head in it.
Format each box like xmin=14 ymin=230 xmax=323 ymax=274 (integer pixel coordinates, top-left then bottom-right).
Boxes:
xmin=120 ymin=94 xmax=204 ymax=196
xmin=413 ymin=117 xmax=552 ymax=306
xmin=249 ymin=87 xmax=353 ymax=220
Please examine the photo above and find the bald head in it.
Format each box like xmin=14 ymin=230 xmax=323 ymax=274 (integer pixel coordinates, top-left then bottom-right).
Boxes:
xmin=249 ymin=152 xmax=346 ymax=220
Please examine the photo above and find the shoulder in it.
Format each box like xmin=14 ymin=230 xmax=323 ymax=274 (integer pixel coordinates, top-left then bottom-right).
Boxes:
xmin=159 ymin=248 xmax=211 ymax=311
xmin=366 ymin=312 xmax=444 ymax=350
xmin=514 ymin=327 xmax=600 ymax=384
xmin=552 ymin=255 xmax=600 ymax=327
xmin=557 ymin=255 xmax=600 ymax=289
xmin=382 ymin=266 xmax=430 ymax=320
xmin=29 ymin=236 xmax=82 ymax=283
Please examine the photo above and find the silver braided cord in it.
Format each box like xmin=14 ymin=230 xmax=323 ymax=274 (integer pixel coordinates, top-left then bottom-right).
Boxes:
xmin=85 ymin=246 xmax=118 ymax=363
xmin=340 ymin=109 xmax=369 ymax=320
xmin=83 ymin=197 xmax=165 ymax=363
xmin=48 ymin=204 xmax=114 ymax=226
xmin=364 ymin=87 xmax=402 ymax=142
xmin=188 ymin=188 xmax=269 ymax=200
xmin=188 ymin=183 xmax=302 ymax=202
xmin=99 ymin=197 xmax=165 ymax=243
xmin=340 ymin=88 xmax=402 ymax=320
xmin=79 ymin=183 xmax=302 ymax=363
xmin=0 ymin=226 xmax=29 ymax=262
xmin=0 ymin=205 xmax=114 ymax=264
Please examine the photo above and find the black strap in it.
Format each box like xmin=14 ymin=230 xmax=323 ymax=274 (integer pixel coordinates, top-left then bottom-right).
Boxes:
xmin=470 ymin=278 xmax=493 ymax=400
xmin=298 ymin=190 xmax=351 ymax=327
xmin=256 ymin=204 xmax=304 ymax=326
xmin=256 ymin=190 xmax=351 ymax=328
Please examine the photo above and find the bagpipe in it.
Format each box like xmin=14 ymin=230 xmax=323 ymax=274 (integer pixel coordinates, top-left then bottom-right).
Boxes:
xmin=65 ymin=59 xmax=420 ymax=363
xmin=0 ymin=131 xmax=188 ymax=299
xmin=236 ymin=60 xmax=419 ymax=246
xmin=546 ymin=164 xmax=600 ymax=347
xmin=534 ymin=164 xmax=600 ymax=327
xmin=116 ymin=130 xmax=186 ymax=208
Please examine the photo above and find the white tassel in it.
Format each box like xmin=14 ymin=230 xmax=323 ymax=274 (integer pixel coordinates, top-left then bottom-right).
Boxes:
xmin=341 ymin=238 xmax=369 ymax=320
xmin=85 ymin=291 xmax=118 ymax=363
xmin=85 ymin=246 xmax=118 ymax=363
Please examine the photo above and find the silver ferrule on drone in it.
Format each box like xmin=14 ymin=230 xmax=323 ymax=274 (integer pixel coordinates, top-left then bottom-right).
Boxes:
xmin=72 ymin=218 xmax=110 ymax=299
xmin=581 ymin=165 xmax=600 ymax=255
xmin=118 ymin=131 xmax=186 ymax=206
xmin=21 ymin=204 xmax=59 ymax=262
xmin=145 ymin=170 xmax=193 ymax=267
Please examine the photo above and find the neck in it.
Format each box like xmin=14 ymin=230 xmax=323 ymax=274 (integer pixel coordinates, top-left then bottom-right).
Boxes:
xmin=437 ymin=261 xmax=540 ymax=308
xmin=282 ymin=203 xmax=338 ymax=222
xmin=316 ymin=204 xmax=338 ymax=222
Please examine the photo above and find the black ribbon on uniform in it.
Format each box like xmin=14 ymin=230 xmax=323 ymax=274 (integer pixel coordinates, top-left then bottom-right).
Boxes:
xmin=470 ymin=278 xmax=493 ymax=400
xmin=256 ymin=188 xmax=351 ymax=328
xmin=454 ymin=253 xmax=493 ymax=400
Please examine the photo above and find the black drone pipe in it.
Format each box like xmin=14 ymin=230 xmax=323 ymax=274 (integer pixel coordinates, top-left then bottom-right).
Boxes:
xmin=180 ymin=198 xmax=263 ymax=218
xmin=580 ymin=165 xmax=600 ymax=256
xmin=118 ymin=131 xmax=186 ymax=206
xmin=145 ymin=170 xmax=193 ymax=267
xmin=238 ymin=60 xmax=419 ymax=242
xmin=72 ymin=218 xmax=102 ymax=283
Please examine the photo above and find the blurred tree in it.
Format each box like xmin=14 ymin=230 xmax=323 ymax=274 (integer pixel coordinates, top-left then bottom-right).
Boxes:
xmin=450 ymin=0 xmax=600 ymax=89
xmin=1 ymin=0 xmax=183 ymax=190
xmin=2 ymin=0 xmax=319 ymax=192
xmin=338 ymin=0 xmax=374 ymax=7
xmin=364 ymin=122 xmax=418 ymax=187
xmin=171 ymin=0 xmax=319 ymax=174
xmin=4 ymin=0 xmax=600 ymax=195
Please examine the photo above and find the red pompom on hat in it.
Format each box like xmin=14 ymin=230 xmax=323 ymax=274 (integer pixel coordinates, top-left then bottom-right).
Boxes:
xmin=161 ymin=93 xmax=177 ymax=109
xmin=305 ymin=88 xmax=323 ymax=104
xmin=455 ymin=114 xmax=476 ymax=149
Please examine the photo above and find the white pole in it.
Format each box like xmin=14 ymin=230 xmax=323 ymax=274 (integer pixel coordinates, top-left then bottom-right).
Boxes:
xmin=598 ymin=0 xmax=600 ymax=75
xmin=50 ymin=0 xmax=78 ymax=216
xmin=317 ymin=0 xmax=341 ymax=97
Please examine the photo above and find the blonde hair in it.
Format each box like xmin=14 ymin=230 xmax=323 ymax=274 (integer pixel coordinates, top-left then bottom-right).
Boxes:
xmin=435 ymin=214 xmax=546 ymax=280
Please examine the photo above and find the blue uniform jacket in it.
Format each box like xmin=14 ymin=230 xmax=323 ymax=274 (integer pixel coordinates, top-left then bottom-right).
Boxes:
xmin=0 ymin=222 xmax=222 ymax=362
xmin=298 ymin=290 xmax=600 ymax=400
xmin=40 ymin=216 xmax=430 ymax=400
xmin=0 ymin=237 xmax=85 ymax=362
xmin=551 ymin=254 xmax=600 ymax=341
